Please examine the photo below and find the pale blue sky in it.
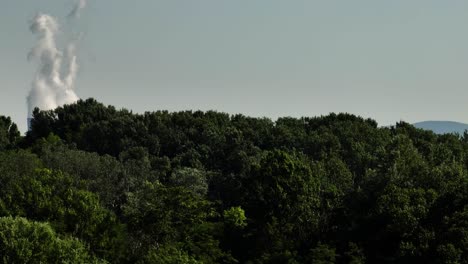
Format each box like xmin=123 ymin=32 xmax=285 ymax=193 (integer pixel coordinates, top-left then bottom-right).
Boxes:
xmin=2 ymin=0 xmax=468 ymax=132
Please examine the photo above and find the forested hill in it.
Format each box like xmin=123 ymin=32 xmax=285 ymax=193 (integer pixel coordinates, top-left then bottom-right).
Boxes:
xmin=413 ymin=120 xmax=468 ymax=135
xmin=1 ymin=98 xmax=468 ymax=263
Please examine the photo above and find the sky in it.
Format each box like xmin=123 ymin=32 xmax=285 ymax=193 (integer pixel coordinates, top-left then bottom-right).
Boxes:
xmin=2 ymin=0 xmax=468 ymax=132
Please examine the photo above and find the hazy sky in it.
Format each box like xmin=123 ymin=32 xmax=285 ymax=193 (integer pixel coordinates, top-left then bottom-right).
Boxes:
xmin=2 ymin=0 xmax=468 ymax=132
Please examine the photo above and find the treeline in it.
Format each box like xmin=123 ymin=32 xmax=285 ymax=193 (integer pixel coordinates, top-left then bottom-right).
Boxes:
xmin=0 ymin=98 xmax=468 ymax=263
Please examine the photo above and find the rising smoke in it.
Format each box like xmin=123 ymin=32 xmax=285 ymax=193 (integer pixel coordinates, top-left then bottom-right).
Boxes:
xmin=27 ymin=0 xmax=87 ymax=118
xmin=68 ymin=0 xmax=87 ymax=19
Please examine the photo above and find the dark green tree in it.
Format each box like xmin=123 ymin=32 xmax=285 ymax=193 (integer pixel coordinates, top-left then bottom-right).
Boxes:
xmin=0 ymin=116 xmax=20 ymax=150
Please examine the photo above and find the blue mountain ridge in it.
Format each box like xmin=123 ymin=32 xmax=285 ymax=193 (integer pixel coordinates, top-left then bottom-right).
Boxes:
xmin=413 ymin=121 xmax=468 ymax=135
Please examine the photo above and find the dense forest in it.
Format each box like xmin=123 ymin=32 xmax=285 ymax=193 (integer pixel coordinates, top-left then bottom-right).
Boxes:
xmin=1 ymin=98 xmax=468 ymax=263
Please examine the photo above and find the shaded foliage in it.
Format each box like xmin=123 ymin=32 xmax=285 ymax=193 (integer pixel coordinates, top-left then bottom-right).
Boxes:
xmin=0 ymin=98 xmax=467 ymax=262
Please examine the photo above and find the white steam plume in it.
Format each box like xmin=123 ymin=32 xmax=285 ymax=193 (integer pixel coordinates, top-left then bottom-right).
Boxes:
xmin=68 ymin=0 xmax=87 ymax=19
xmin=27 ymin=2 xmax=86 ymax=118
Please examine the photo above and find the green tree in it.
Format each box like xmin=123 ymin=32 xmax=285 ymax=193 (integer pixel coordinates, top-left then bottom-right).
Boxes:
xmin=0 ymin=116 xmax=20 ymax=151
xmin=168 ymin=167 xmax=209 ymax=197
xmin=139 ymin=244 xmax=200 ymax=264
xmin=308 ymin=243 xmax=336 ymax=264
xmin=123 ymin=182 xmax=232 ymax=263
xmin=0 ymin=168 xmax=125 ymax=262
xmin=223 ymin=206 xmax=247 ymax=229
xmin=0 ymin=216 xmax=102 ymax=263
xmin=242 ymin=150 xmax=321 ymax=261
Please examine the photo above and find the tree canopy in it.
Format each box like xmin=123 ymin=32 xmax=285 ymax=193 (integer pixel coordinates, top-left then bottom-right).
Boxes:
xmin=0 ymin=98 xmax=468 ymax=263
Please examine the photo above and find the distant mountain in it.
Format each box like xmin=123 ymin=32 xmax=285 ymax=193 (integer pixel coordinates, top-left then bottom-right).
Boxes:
xmin=413 ymin=121 xmax=468 ymax=134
